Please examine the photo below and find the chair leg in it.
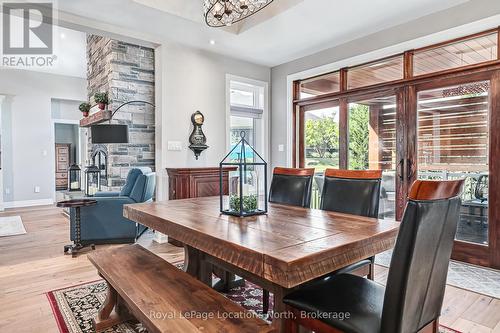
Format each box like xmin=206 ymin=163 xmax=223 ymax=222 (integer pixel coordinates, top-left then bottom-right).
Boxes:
xmin=262 ymin=289 xmax=270 ymax=314
xmin=367 ymin=256 xmax=375 ymax=280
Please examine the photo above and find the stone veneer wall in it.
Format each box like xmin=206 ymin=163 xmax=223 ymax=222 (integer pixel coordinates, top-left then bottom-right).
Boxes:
xmin=87 ymin=35 xmax=155 ymax=190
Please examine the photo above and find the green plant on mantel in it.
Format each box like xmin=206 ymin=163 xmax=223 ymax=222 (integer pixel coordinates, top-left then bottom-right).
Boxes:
xmin=79 ymin=102 xmax=91 ymax=113
xmin=94 ymin=92 xmax=109 ymax=105
xmin=229 ymin=194 xmax=258 ymax=212
xmin=79 ymin=102 xmax=91 ymax=117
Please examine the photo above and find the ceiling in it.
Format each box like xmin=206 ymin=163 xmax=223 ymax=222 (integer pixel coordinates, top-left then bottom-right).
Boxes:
xmin=53 ymin=0 xmax=471 ymax=67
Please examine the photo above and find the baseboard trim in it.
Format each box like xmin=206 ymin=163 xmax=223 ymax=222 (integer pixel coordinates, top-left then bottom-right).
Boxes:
xmin=2 ymin=198 xmax=54 ymax=209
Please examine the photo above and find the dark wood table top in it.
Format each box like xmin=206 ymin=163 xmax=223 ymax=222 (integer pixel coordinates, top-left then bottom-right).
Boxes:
xmin=124 ymin=196 xmax=400 ymax=288
xmin=57 ymin=199 xmax=97 ymax=208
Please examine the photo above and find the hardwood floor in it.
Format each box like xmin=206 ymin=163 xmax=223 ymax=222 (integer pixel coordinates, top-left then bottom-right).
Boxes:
xmin=0 ymin=205 xmax=499 ymax=333
xmin=0 ymin=205 xmax=184 ymax=333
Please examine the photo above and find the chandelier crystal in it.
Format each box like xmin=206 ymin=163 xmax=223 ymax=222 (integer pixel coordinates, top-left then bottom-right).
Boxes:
xmin=204 ymin=0 xmax=274 ymax=27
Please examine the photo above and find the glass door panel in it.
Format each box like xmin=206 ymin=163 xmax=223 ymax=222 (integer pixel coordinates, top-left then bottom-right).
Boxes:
xmin=304 ymin=105 xmax=340 ymax=170
xmin=348 ymin=96 xmax=397 ymax=219
xmin=302 ymin=102 xmax=340 ymax=208
xmin=417 ymin=81 xmax=489 ymax=245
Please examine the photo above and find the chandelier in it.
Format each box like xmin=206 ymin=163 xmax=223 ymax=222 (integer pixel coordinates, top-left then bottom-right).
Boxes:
xmin=204 ymin=0 xmax=274 ymax=27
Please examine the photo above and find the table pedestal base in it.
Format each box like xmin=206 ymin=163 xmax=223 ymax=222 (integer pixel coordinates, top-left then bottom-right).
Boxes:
xmin=212 ymin=271 xmax=245 ymax=292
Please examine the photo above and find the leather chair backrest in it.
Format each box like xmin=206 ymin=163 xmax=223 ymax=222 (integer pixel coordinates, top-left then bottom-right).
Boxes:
xmin=129 ymin=172 xmax=156 ymax=203
xmin=320 ymin=169 xmax=382 ymax=218
xmin=269 ymin=167 xmax=315 ymax=208
xmin=381 ymin=179 xmax=464 ymax=333
xmin=120 ymin=167 xmax=153 ymax=196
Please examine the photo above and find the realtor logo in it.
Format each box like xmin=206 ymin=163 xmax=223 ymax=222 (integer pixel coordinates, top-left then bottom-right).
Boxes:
xmin=2 ymin=2 xmax=53 ymax=54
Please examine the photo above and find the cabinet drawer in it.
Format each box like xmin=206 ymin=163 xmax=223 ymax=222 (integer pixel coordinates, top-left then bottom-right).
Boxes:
xmin=56 ymin=172 xmax=67 ymax=179
xmin=56 ymin=179 xmax=67 ymax=186
xmin=57 ymin=163 xmax=68 ymax=171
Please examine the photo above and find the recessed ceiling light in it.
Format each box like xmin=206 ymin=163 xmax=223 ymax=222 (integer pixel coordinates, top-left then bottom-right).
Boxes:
xmin=209 ymin=40 xmax=216 ymax=45
xmin=60 ymin=33 xmax=66 ymax=39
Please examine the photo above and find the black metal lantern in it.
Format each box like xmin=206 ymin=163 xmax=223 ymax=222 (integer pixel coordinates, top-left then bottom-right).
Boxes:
xmin=84 ymin=164 xmax=101 ymax=197
xmin=220 ymin=132 xmax=267 ymax=217
xmin=68 ymin=163 xmax=81 ymax=191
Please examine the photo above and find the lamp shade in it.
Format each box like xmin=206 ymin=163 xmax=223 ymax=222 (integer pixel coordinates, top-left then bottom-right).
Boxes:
xmin=91 ymin=125 xmax=129 ymax=144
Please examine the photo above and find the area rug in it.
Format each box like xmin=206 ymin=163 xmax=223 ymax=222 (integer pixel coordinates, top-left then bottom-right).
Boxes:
xmin=0 ymin=215 xmax=26 ymax=237
xmin=376 ymin=250 xmax=500 ymax=299
xmin=47 ymin=277 xmax=460 ymax=333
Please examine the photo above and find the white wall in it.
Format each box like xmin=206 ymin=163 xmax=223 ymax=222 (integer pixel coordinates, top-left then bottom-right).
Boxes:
xmin=270 ymin=0 xmax=500 ymax=170
xmin=155 ymin=43 xmax=271 ymax=200
xmin=0 ymin=69 xmax=86 ymax=207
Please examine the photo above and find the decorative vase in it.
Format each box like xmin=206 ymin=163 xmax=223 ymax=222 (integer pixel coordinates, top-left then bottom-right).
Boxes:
xmin=82 ymin=111 xmax=89 ymax=117
xmin=98 ymin=103 xmax=106 ymax=110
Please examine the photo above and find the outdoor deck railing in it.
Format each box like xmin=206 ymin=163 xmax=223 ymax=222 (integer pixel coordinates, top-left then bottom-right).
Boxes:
xmin=309 ymin=170 xmax=487 ymax=210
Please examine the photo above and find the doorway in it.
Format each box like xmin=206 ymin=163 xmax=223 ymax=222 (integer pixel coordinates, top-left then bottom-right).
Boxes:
xmin=54 ymin=123 xmax=80 ymax=191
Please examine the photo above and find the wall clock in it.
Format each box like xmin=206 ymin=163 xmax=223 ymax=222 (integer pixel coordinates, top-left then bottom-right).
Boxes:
xmin=189 ymin=111 xmax=208 ymax=160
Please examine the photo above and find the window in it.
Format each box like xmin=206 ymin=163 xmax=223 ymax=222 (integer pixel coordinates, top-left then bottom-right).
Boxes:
xmin=303 ymin=102 xmax=340 ymax=170
xmin=228 ymin=78 xmax=267 ymax=160
xmin=299 ymin=72 xmax=340 ymax=99
xmin=348 ymin=56 xmax=404 ymax=89
xmin=417 ymin=81 xmax=490 ymax=245
xmin=414 ymin=32 xmax=498 ymax=76
xmin=348 ymin=95 xmax=397 ymax=219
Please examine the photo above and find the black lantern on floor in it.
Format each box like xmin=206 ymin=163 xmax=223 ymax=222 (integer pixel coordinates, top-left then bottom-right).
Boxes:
xmin=84 ymin=164 xmax=101 ymax=197
xmin=220 ymin=132 xmax=267 ymax=217
xmin=68 ymin=163 xmax=81 ymax=191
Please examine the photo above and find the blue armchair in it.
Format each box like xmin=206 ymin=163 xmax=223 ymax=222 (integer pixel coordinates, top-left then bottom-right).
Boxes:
xmin=70 ymin=167 xmax=156 ymax=244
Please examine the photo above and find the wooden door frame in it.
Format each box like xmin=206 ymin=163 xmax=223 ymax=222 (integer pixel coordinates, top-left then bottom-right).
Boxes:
xmin=412 ymin=70 xmax=499 ymax=268
xmin=294 ymin=67 xmax=500 ymax=269
xmin=292 ymin=26 xmax=500 ymax=268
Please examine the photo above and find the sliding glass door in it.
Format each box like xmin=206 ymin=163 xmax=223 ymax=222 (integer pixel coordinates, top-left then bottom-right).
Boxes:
xmin=413 ymin=74 xmax=499 ymax=267
xmin=348 ymin=95 xmax=399 ymax=219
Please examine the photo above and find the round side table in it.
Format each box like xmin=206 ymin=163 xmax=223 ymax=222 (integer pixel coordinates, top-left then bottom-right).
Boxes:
xmin=57 ymin=199 xmax=97 ymax=257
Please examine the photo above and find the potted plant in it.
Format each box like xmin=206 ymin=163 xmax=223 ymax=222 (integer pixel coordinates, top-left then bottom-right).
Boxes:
xmin=94 ymin=92 xmax=109 ymax=110
xmin=79 ymin=102 xmax=91 ymax=117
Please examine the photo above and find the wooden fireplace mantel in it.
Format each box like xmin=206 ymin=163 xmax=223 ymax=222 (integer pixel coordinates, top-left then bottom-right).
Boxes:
xmin=166 ymin=167 xmax=237 ymax=200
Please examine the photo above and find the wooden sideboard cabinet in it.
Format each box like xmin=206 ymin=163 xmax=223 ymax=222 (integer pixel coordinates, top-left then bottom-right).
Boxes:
xmin=166 ymin=167 xmax=237 ymax=246
xmin=166 ymin=167 xmax=236 ymax=200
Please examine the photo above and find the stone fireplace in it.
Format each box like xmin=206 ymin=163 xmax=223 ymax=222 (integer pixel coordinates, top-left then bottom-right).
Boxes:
xmin=86 ymin=35 xmax=155 ymax=191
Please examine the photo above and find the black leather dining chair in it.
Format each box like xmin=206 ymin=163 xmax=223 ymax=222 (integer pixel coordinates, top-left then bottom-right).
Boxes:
xmin=320 ymin=169 xmax=383 ymax=279
xmin=269 ymin=167 xmax=315 ymax=207
xmin=283 ymin=179 xmax=464 ymax=333
xmin=262 ymin=166 xmax=315 ymax=314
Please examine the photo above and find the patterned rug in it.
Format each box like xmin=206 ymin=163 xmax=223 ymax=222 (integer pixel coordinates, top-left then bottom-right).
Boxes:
xmin=376 ymin=249 xmax=500 ymax=299
xmin=47 ymin=276 xmax=460 ymax=333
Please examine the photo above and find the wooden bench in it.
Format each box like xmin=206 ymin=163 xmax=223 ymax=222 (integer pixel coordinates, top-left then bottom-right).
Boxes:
xmin=88 ymin=244 xmax=274 ymax=333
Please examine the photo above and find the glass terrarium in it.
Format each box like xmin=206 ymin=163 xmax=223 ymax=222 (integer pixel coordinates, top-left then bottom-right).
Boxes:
xmin=220 ymin=132 xmax=267 ymax=217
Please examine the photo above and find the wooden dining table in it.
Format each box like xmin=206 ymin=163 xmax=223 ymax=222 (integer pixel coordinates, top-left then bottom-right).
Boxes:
xmin=123 ymin=196 xmax=400 ymax=332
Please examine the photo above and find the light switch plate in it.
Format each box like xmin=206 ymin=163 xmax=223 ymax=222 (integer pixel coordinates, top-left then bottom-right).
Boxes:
xmin=167 ymin=141 xmax=182 ymax=151
xmin=278 ymin=144 xmax=284 ymax=152
xmin=34 ymin=186 xmax=40 ymax=193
